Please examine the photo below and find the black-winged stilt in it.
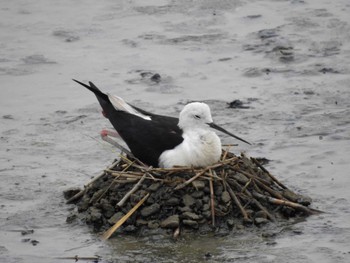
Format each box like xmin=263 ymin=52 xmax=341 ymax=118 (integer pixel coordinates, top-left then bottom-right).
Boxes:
xmin=73 ymin=79 xmax=251 ymax=168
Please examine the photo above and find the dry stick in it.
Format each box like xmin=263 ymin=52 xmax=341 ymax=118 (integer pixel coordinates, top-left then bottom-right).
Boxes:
xmin=209 ymin=169 xmax=216 ymax=227
xmin=66 ymin=159 xmax=120 ymax=204
xmin=233 ymin=168 xmax=285 ymax=200
xmin=173 ymin=227 xmax=180 ymax=239
xmin=254 ymin=178 xmax=285 ymax=200
xmin=252 ymin=191 xmax=322 ymax=215
xmin=221 ymin=145 xmax=232 ymax=161
xmin=174 ymin=157 xmax=237 ymax=190
xmin=227 ymin=179 xmax=275 ymax=221
xmin=250 ymin=157 xmax=288 ymax=190
xmin=224 ymin=181 xmax=251 ymax=223
xmin=116 ymin=172 xmax=148 ymax=208
xmin=102 ymin=193 xmax=150 ymax=240
xmin=94 ymin=159 xmax=140 ymax=204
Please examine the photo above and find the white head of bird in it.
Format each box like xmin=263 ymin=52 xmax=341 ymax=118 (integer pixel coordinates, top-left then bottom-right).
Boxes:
xmin=178 ymin=102 xmax=213 ymax=131
xmin=159 ymin=102 xmax=222 ymax=168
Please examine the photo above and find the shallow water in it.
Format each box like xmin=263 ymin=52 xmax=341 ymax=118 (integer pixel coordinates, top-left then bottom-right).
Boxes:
xmin=1 ymin=0 xmax=350 ymax=262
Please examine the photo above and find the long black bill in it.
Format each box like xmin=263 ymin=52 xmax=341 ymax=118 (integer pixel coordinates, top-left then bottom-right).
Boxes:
xmin=207 ymin=122 xmax=251 ymax=145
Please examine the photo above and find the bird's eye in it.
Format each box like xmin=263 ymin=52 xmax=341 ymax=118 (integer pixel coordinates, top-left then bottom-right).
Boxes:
xmin=194 ymin=114 xmax=201 ymax=119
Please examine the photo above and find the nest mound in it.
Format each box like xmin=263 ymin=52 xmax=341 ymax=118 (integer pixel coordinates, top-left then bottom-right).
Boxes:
xmin=65 ymin=151 xmax=318 ymax=239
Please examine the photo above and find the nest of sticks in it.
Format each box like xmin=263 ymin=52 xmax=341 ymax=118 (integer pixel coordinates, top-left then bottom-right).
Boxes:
xmin=65 ymin=149 xmax=320 ymax=239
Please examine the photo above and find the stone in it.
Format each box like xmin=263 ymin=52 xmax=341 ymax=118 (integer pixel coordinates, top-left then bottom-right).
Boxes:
xmin=63 ymin=187 xmax=81 ymax=200
xmin=191 ymin=180 xmax=205 ymax=190
xmin=108 ymin=212 xmax=124 ymax=225
xmin=221 ymin=191 xmax=231 ymax=203
xmin=136 ymin=218 xmax=148 ymax=226
xmin=178 ymin=206 xmax=192 ymax=213
xmin=182 ymin=194 xmax=195 ymax=207
xmin=202 ymin=203 xmax=210 ymax=211
xmin=147 ymin=220 xmax=160 ymax=229
xmin=100 ymin=200 xmax=115 ymax=218
xmin=88 ymin=207 xmax=102 ymax=223
xmin=165 ymin=197 xmax=180 ymax=206
xmin=182 ymin=219 xmax=198 ymax=229
xmin=147 ymin=182 xmax=161 ymax=192
xmin=160 ymin=215 xmax=179 ymax=229
xmin=191 ymin=190 xmax=204 ymax=199
xmin=254 ymin=217 xmax=269 ymax=225
xmin=227 ymin=219 xmax=235 ymax=228
xmin=140 ymin=203 xmax=160 ymax=217
xmin=202 ymin=211 xmax=211 ymax=219
xmin=182 ymin=211 xmax=201 ymax=221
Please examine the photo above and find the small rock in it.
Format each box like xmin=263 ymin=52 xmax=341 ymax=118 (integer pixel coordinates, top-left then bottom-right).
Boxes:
xmin=202 ymin=211 xmax=211 ymax=219
xmin=165 ymin=197 xmax=180 ymax=206
xmin=254 ymin=217 xmax=269 ymax=225
xmin=89 ymin=189 xmax=105 ymax=204
xmin=99 ymin=199 xmax=115 ymax=218
xmin=136 ymin=218 xmax=148 ymax=226
xmin=202 ymin=203 xmax=210 ymax=211
xmin=140 ymin=203 xmax=160 ymax=217
xmin=88 ymin=207 xmax=102 ymax=222
xmin=221 ymin=191 xmax=231 ymax=203
xmin=147 ymin=220 xmax=159 ymax=229
xmin=255 ymin=211 xmax=268 ymax=219
xmin=66 ymin=214 xmax=77 ymax=224
xmin=147 ymin=182 xmax=161 ymax=192
xmin=124 ymin=225 xmax=137 ymax=232
xmin=182 ymin=194 xmax=195 ymax=207
xmin=77 ymin=196 xmax=90 ymax=212
xmin=160 ymin=215 xmax=179 ymax=229
xmin=191 ymin=180 xmax=205 ymax=190
xmin=179 ymin=206 xmax=192 ymax=213
xmin=182 ymin=219 xmax=199 ymax=229
xmin=108 ymin=212 xmax=124 ymax=225
xmin=191 ymin=191 xmax=204 ymax=199
xmin=214 ymin=184 xmax=223 ymax=196
xmin=227 ymin=219 xmax=235 ymax=228
xmin=182 ymin=211 xmax=201 ymax=221
xmin=63 ymin=187 xmax=81 ymax=200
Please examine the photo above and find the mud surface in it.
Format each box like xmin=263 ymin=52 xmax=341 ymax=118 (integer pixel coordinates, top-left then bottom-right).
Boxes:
xmin=1 ymin=0 xmax=350 ymax=262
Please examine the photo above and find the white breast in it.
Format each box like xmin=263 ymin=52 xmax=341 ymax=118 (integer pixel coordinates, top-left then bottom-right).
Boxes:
xmin=158 ymin=129 xmax=222 ymax=168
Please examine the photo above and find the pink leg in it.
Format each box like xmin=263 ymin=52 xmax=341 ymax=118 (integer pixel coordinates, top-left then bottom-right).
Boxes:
xmin=100 ymin=129 xmax=120 ymax=138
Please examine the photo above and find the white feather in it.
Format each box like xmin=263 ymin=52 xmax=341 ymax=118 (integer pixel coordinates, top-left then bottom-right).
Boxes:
xmin=107 ymin=93 xmax=151 ymax=120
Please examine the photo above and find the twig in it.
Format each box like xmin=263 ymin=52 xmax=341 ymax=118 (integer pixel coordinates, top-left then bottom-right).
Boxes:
xmin=225 ymin=181 xmax=251 ymax=223
xmin=251 ymin=157 xmax=288 ymax=189
xmin=174 ymin=158 xmax=237 ymax=190
xmin=209 ymin=169 xmax=216 ymax=227
xmin=116 ymin=172 xmax=148 ymax=208
xmin=102 ymin=193 xmax=150 ymax=240
xmin=252 ymin=191 xmax=322 ymax=215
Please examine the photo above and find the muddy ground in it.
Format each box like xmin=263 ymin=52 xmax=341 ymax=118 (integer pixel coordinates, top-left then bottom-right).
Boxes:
xmin=1 ymin=0 xmax=350 ymax=262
